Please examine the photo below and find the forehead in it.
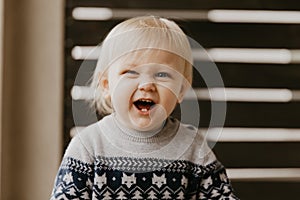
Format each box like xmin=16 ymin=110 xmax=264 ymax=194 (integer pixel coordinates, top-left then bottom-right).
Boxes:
xmin=113 ymin=49 xmax=186 ymax=72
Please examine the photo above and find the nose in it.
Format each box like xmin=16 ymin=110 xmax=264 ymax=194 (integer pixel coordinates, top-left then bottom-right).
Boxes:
xmin=138 ymin=81 xmax=156 ymax=92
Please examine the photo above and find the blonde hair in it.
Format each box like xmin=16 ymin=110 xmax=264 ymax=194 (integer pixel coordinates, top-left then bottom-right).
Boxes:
xmin=90 ymin=16 xmax=193 ymax=115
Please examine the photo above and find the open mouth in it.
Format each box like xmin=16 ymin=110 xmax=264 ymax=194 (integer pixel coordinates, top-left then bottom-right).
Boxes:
xmin=133 ymin=99 xmax=156 ymax=112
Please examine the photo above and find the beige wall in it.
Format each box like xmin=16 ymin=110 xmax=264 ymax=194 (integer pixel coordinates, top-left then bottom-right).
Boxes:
xmin=1 ymin=0 xmax=64 ymax=199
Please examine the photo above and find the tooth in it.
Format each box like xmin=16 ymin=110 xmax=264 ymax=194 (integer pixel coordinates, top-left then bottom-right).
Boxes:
xmin=141 ymin=108 xmax=148 ymax=112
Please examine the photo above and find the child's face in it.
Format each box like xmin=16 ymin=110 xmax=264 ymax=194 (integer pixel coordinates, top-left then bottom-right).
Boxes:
xmin=101 ymin=50 xmax=188 ymax=131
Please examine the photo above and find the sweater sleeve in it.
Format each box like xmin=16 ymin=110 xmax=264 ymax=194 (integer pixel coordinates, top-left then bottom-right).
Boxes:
xmin=50 ymin=135 xmax=95 ymax=200
xmin=198 ymin=161 xmax=239 ymax=200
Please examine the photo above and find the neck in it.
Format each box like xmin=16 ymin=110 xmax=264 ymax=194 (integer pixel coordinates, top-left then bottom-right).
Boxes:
xmin=113 ymin=113 xmax=165 ymax=139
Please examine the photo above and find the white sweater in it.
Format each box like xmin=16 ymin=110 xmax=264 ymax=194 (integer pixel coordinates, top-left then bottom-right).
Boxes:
xmin=51 ymin=114 xmax=238 ymax=199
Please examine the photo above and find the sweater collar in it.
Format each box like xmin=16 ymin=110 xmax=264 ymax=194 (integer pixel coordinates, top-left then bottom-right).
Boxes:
xmin=97 ymin=113 xmax=196 ymax=158
xmin=112 ymin=113 xmax=166 ymax=140
xmin=99 ymin=113 xmax=179 ymax=145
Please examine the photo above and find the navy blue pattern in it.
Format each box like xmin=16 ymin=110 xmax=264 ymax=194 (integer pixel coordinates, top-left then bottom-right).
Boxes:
xmin=51 ymin=157 xmax=239 ymax=199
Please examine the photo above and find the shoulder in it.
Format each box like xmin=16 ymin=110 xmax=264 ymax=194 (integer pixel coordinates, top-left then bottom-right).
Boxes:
xmin=179 ymin=122 xmax=198 ymax=136
xmin=176 ymin=121 xmax=217 ymax=166
xmin=64 ymin=117 xmax=109 ymax=163
xmin=167 ymin=117 xmax=198 ymax=136
xmin=177 ymin=121 xmax=204 ymax=144
xmin=75 ymin=114 xmax=115 ymax=146
xmin=76 ymin=120 xmax=102 ymax=141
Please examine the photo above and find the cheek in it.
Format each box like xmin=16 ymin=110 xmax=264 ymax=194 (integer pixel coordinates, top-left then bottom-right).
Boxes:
xmin=158 ymin=87 xmax=179 ymax=112
xmin=158 ymin=81 xmax=183 ymax=99
xmin=110 ymin=78 xmax=138 ymax=105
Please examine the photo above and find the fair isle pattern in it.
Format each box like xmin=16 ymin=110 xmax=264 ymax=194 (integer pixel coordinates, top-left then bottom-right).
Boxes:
xmin=51 ymin=158 xmax=94 ymax=199
xmin=61 ymin=157 xmax=94 ymax=175
xmin=95 ymin=156 xmax=218 ymax=174
xmin=51 ymin=156 xmax=239 ymax=199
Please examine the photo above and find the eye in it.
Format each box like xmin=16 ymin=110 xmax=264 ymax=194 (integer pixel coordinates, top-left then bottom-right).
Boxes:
xmin=155 ymin=72 xmax=171 ymax=78
xmin=126 ymin=70 xmax=139 ymax=75
xmin=121 ymin=70 xmax=139 ymax=77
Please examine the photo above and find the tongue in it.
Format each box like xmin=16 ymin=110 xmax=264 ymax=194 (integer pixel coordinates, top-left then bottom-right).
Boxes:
xmin=136 ymin=102 xmax=151 ymax=110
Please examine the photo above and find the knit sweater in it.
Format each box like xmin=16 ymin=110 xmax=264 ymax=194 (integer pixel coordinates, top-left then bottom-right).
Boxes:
xmin=51 ymin=114 xmax=238 ymax=199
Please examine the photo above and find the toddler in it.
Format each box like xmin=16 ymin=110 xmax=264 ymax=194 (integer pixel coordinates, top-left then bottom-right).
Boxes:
xmin=51 ymin=16 xmax=238 ymax=199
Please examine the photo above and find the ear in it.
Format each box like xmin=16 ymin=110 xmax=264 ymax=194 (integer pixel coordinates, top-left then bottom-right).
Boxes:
xmin=177 ymin=80 xmax=190 ymax=103
xmin=98 ymin=73 xmax=110 ymax=96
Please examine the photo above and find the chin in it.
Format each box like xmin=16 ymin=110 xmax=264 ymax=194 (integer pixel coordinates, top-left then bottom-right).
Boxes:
xmin=133 ymin=122 xmax=153 ymax=131
xmin=130 ymin=119 xmax=156 ymax=131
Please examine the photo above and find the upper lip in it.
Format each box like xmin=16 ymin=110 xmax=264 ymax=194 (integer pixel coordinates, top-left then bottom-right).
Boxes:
xmin=133 ymin=98 xmax=157 ymax=104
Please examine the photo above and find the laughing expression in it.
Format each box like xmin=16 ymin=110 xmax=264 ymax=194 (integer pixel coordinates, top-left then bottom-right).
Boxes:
xmin=101 ymin=50 xmax=188 ymax=132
